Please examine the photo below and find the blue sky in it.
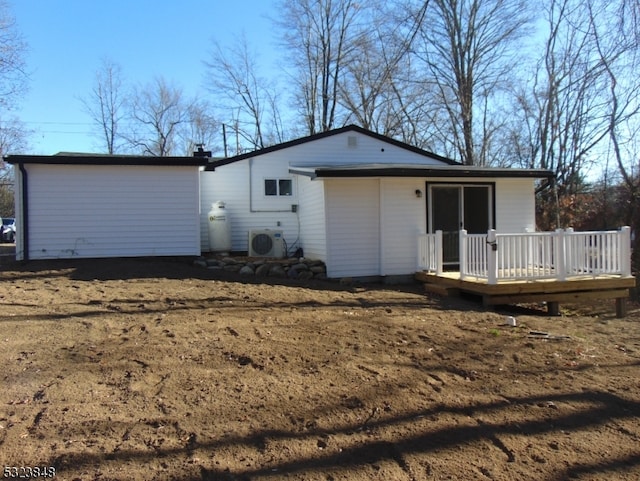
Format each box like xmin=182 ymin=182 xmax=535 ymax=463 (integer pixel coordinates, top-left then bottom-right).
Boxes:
xmin=12 ymin=0 xmax=276 ymax=155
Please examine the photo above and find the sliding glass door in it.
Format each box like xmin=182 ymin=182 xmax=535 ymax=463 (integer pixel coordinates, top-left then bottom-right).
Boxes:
xmin=429 ymin=184 xmax=493 ymax=264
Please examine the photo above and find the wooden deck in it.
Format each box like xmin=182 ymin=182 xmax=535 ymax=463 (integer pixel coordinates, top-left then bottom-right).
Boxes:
xmin=415 ymin=270 xmax=636 ymax=317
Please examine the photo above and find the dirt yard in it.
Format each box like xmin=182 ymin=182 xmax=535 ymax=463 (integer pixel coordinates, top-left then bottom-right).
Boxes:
xmin=0 ymin=256 xmax=639 ymax=481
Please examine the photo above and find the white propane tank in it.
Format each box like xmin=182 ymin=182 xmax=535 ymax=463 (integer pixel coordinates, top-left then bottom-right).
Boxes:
xmin=208 ymin=201 xmax=232 ymax=254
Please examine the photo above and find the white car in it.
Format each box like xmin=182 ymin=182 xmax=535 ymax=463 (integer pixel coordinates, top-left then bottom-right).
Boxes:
xmin=1 ymin=218 xmax=15 ymax=243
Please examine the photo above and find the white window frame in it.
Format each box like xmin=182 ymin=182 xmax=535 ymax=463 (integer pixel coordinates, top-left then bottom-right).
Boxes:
xmin=264 ymin=178 xmax=293 ymax=197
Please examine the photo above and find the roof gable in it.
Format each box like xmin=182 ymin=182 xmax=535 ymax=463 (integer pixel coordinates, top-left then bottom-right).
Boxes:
xmin=205 ymin=125 xmax=460 ymax=171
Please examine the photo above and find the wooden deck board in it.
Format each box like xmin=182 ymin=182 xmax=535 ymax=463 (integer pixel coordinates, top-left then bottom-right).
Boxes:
xmin=415 ymin=270 xmax=636 ymax=317
xmin=415 ymin=271 xmax=635 ymax=294
xmin=483 ymin=288 xmax=630 ymax=306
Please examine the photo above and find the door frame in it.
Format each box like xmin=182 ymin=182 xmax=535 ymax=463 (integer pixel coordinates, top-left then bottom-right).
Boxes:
xmin=426 ymin=181 xmax=496 ymax=263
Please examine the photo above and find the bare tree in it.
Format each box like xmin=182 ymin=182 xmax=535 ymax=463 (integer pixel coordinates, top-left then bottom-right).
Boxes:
xmin=180 ymin=99 xmax=220 ymax=156
xmin=338 ymin=1 xmax=429 ymax=138
xmin=415 ymin=0 xmax=530 ymax=165
xmin=0 ymin=116 xmax=29 ymax=215
xmin=204 ymin=36 xmax=282 ymax=151
xmin=591 ymin=0 xmax=640 ymax=192
xmin=504 ymin=0 xmax=640 ymax=229
xmin=126 ymin=77 xmax=194 ymax=156
xmin=277 ymin=0 xmax=362 ymax=135
xmin=587 ymin=0 xmax=640 ymax=266
xmin=0 ymin=0 xmax=27 ymax=107
xmin=0 ymin=2 xmax=28 ymax=216
xmin=82 ymin=58 xmax=126 ymax=154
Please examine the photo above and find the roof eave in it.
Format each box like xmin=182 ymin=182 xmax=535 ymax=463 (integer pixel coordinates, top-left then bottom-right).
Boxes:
xmin=4 ymin=154 xmax=210 ymax=167
xmin=292 ymin=167 xmax=554 ymax=179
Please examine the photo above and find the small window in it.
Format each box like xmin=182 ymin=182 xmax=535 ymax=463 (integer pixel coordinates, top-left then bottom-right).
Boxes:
xmin=265 ymin=179 xmax=278 ymax=196
xmin=279 ymin=179 xmax=292 ymax=196
xmin=265 ymin=178 xmax=293 ymax=196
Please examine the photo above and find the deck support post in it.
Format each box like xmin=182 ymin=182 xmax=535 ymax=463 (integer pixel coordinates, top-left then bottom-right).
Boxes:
xmin=482 ymin=295 xmax=494 ymax=309
xmin=487 ymin=229 xmax=497 ymax=284
xmin=616 ymin=298 xmax=627 ymax=318
xmin=547 ymin=301 xmax=560 ymax=316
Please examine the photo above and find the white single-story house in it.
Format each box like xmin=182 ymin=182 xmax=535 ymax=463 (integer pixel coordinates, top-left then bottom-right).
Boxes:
xmin=8 ymin=127 xmax=635 ymax=312
xmin=6 ymin=126 xmax=553 ymax=279
xmin=200 ymin=125 xmax=553 ymax=279
xmin=6 ymin=154 xmax=208 ymax=261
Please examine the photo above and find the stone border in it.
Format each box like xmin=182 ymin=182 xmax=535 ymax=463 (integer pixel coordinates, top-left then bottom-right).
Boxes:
xmin=194 ymin=256 xmax=326 ymax=281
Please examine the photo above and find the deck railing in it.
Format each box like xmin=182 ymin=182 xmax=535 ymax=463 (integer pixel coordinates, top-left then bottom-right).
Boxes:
xmin=418 ymin=227 xmax=632 ymax=284
xmin=418 ymin=231 xmax=443 ymax=276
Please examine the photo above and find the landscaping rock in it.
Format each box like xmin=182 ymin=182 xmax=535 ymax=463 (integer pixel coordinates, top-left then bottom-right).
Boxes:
xmin=224 ymin=264 xmax=242 ymax=272
xmin=239 ymin=265 xmax=255 ymax=276
xmin=193 ymin=259 xmax=207 ymax=268
xmin=255 ymin=263 xmax=271 ymax=277
xmin=197 ymin=255 xmax=327 ymax=282
xmin=298 ymin=270 xmax=314 ymax=281
xmin=288 ymin=262 xmax=313 ymax=279
xmin=269 ymin=265 xmax=287 ymax=277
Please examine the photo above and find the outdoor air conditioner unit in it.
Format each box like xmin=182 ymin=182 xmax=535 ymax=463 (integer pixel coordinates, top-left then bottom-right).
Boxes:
xmin=248 ymin=229 xmax=285 ymax=257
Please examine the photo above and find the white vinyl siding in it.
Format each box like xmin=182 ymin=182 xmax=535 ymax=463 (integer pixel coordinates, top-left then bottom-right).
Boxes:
xmin=270 ymin=131 xmax=446 ymax=167
xmin=325 ymin=179 xmax=380 ymax=278
xmin=199 ymin=128 xmax=541 ymax=277
xmin=297 ymin=175 xmax=326 ymax=261
xmin=200 ymin=131 xmax=454 ymax=258
xmin=494 ymin=178 xmax=536 ymax=232
xmin=25 ymin=164 xmax=201 ymax=260
xmin=380 ymin=178 xmax=426 ymax=275
xmin=200 ymin=164 xmax=250 ymax=251
xmin=200 ymin=161 xmax=300 ymax=254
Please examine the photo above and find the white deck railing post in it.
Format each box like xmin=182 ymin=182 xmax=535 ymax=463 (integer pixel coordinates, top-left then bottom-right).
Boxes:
xmin=555 ymin=228 xmax=567 ymax=281
xmin=487 ymin=229 xmax=497 ymax=284
xmin=459 ymin=229 xmax=467 ymax=280
xmin=621 ymin=226 xmax=632 ymax=277
xmin=564 ymin=227 xmax=574 ymax=276
xmin=418 ymin=234 xmax=426 ymax=270
xmin=435 ymin=230 xmax=443 ymax=276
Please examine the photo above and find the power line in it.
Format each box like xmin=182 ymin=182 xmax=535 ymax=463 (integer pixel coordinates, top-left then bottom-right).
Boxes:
xmin=22 ymin=121 xmax=94 ymax=126
xmin=37 ymin=130 xmax=94 ymax=135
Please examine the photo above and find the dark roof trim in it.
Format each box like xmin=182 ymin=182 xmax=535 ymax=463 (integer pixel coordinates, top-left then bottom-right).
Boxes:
xmin=205 ymin=125 xmax=460 ymax=171
xmin=4 ymin=154 xmax=209 ymax=167
xmin=289 ymin=165 xmax=554 ymax=180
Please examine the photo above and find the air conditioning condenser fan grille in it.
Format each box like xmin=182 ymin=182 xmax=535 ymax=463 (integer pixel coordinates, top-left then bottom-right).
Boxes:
xmin=252 ymin=233 xmax=273 ymax=255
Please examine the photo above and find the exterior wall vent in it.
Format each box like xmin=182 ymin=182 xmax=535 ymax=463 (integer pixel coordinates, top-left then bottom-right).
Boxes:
xmin=347 ymin=136 xmax=357 ymax=148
